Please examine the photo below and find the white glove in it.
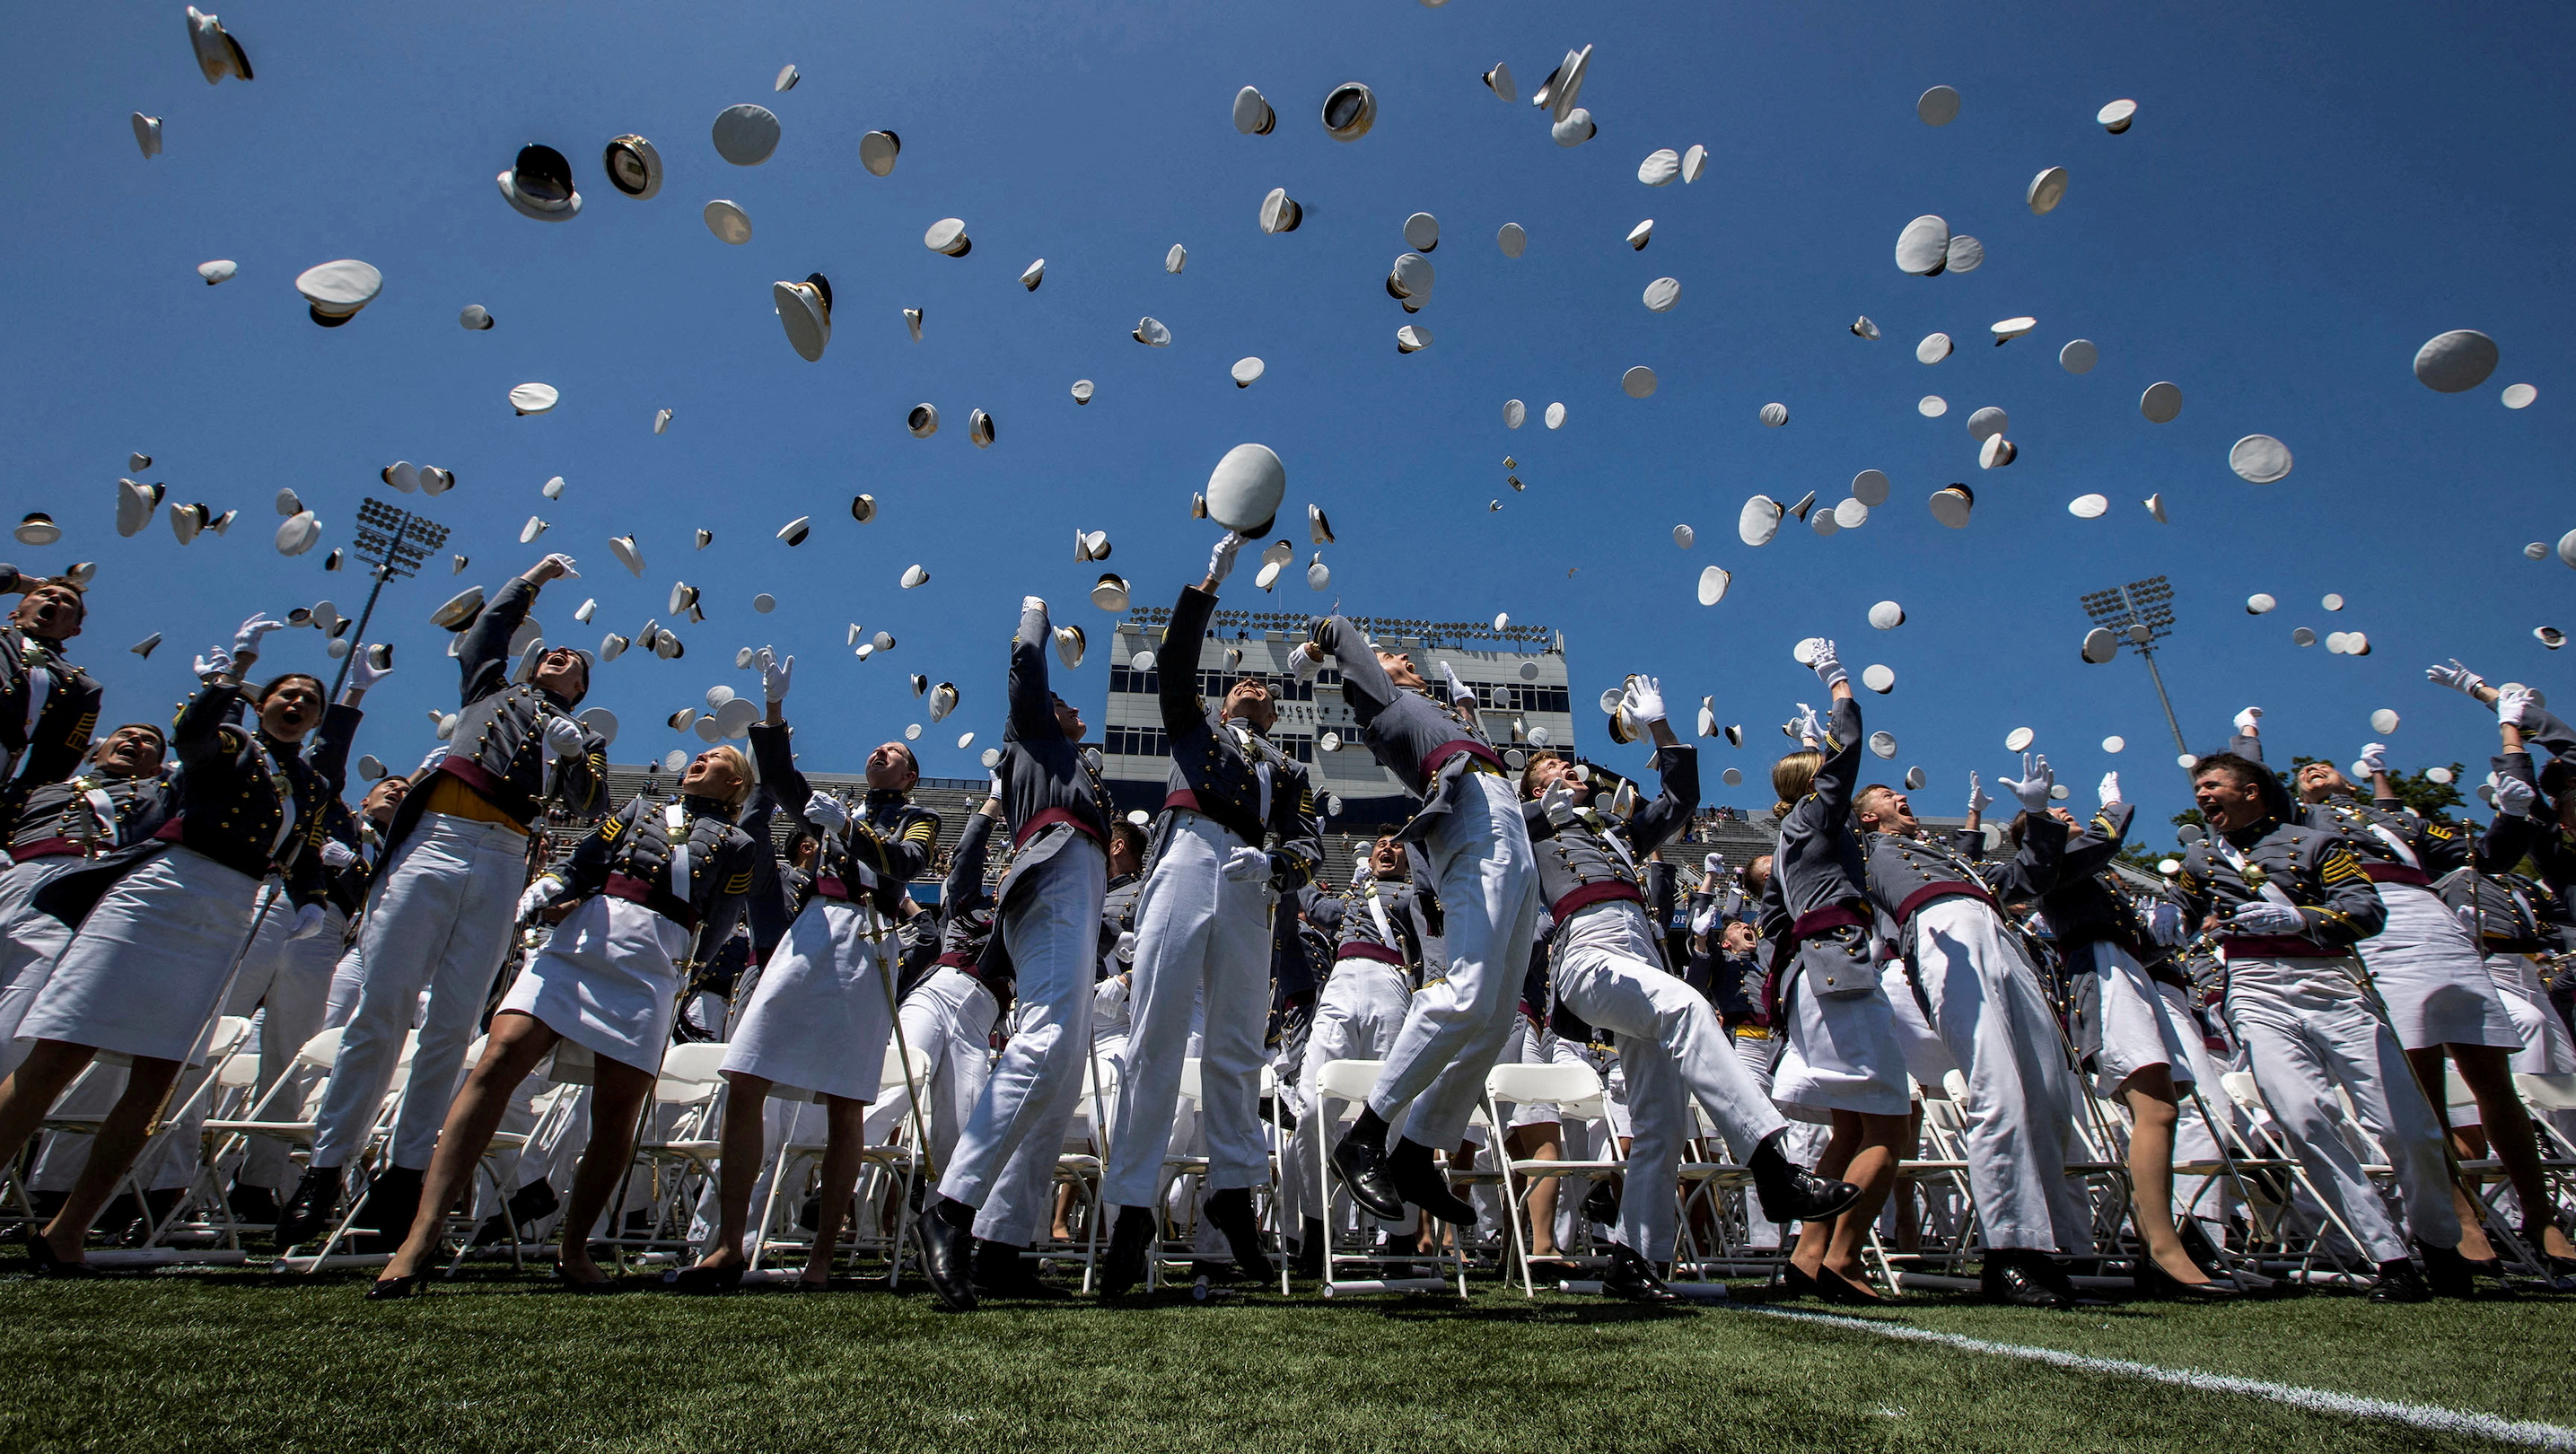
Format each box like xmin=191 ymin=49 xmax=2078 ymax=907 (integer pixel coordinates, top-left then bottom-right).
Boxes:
xmin=1538 ymin=780 xmax=1579 ymax=827
xmin=1114 ymin=931 xmax=1138 ymax=966
xmin=1021 ymin=595 xmax=1047 ymax=618
xmin=285 ymin=903 xmax=329 ymax=941
xmin=2227 ymin=901 xmax=2307 ymax=935
xmin=1438 ymin=661 xmax=1476 ymax=710
xmin=1690 ymin=902 xmax=1719 ymax=936
xmin=533 ymin=552 xmax=581 ymax=581
xmin=2233 ymin=705 xmax=2262 ymax=735
xmin=2494 ymin=774 xmax=2537 ymax=819
xmin=1206 ymin=531 xmax=1248 ymax=586
xmin=232 ymin=613 xmax=285 ymax=661
xmin=2497 ymin=685 xmax=2535 ymax=728
xmin=1222 ymin=845 xmax=1271 ymax=882
xmin=346 ymin=646 xmax=393 ymax=694
xmin=987 ymin=771 xmax=1003 ymax=799
xmin=1808 ymin=639 xmax=1847 ymax=690
xmin=1792 ymin=702 xmax=1827 ymax=746
xmin=805 ymin=792 xmax=849 ymax=836
xmin=1702 ymin=853 xmax=1725 ymax=880
xmin=2426 ymin=659 xmax=2486 ymax=697
xmin=1288 ymin=642 xmax=1325 ymax=684
xmin=2098 ymin=772 xmax=2123 ymax=810
xmin=760 ymin=647 xmax=794 ymax=705
xmin=518 ymin=878 xmax=565 ymax=922
xmin=192 ymin=644 xmax=234 ymax=681
xmin=1967 ymin=771 xmax=1993 ymax=817
xmin=1623 ymin=675 xmax=1666 ymax=726
xmin=320 ymin=839 xmax=360 ymax=871
xmin=2357 ymin=742 xmax=2388 ymax=775
xmin=1998 ymin=752 xmax=2054 ymax=813
xmin=542 ymin=715 xmax=585 ymax=760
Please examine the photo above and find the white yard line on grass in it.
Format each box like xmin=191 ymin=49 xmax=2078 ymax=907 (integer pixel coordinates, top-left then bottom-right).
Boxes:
xmin=1750 ymin=1307 xmax=2576 ymax=1450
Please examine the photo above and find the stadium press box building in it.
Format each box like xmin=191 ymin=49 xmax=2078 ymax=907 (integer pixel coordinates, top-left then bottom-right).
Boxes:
xmin=1098 ymin=605 xmax=1576 ymax=845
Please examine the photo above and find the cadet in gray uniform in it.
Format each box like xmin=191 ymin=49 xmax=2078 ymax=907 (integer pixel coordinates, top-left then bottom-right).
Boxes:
xmin=1100 ymin=534 xmax=1320 ymax=1292
xmin=2028 ymin=775 xmax=2233 ymax=1296
xmin=1757 ymin=644 xmax=1910 ymax=1305
xmin=1522 ymin=674 xmax=1854 ymax=1301
xmin=918 ymin=596 xmax=1116 ymax=1311
xmin=1288 ymin=615 xmax=1541 ymax=1230
xmin=2177 ymin=748 xmax=2471 ymax=1301
xmin=1853 ymin=757 xmax=2093 ymax=1308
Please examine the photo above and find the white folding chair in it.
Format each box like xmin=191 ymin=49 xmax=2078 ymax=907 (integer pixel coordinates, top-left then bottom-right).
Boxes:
xmin=281 ymin=1028 xmax=426 ymax=1270
xmin=749 ymin=1043 xmax=932 ymax=1278
xmin=1480 ymin=1061 xmax=1621 ymax=1296
xmin=1309 ymin=1058 xmax=1455 ymax=1299
xmin=600 ymin=1042 xmax=731 ymax=1265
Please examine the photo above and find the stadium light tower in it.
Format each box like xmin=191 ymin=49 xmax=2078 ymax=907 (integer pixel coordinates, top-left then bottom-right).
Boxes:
xmin=2080 ymin=575 xmax=2189 ymax=763
xmin=327 ymin=497 xmax=448 ymax=697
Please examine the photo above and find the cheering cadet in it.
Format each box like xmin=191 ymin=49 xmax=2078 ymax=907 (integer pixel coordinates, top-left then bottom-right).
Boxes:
xmin=1287 ymin=613 xmax=1539 ymax=1231
xmin=371 ymin=746 xmax=760 ymax=1296
xmin=2028 ymin=775 xmax=2232 ymax=1295
xmin=217 ymin=649 xmax=388 ymax=1221
xmin=1524 ymin=677 xmax=1854 ymax=1301
xmin=672 ymin=649 xmax=936 ymax=1291
xmin=916 ymin=596 xmax=1116 ymax=1310
xmin=2177 ymin=749 xmax=2473 ymax=1301
xmin=0 ymin=566 xmax=103 ymax=843
xmin=0 ymin=723 xmax=168 ymax=1078
xmin=1100 ymin=532 xmax=1320 ymax=1294
xmin=279 ymin=554 xmax=607 ymax=1252
xmin=1853 ymin=755 xmax=2094 ymax=1307
xmin=1285 ymin=838 xmax=1437 ymax=1274
xmin=2239 ymin=706 xmax=2574 ymax=1271
xmin=1758 ymin=642 xmax=1910 ymax=1304
xmin=0 ymin=613 xmax=331 ymax=1274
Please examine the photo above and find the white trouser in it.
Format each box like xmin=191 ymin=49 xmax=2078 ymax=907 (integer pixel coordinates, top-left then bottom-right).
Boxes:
xmin=939 ymin=837 xmax=1105 ymax=1214
xmin=973 ymin=993 xmax=1092 ymax=1248
xmin=1287 ymin=958 xmax=1413 ymax=1226
xmin=0 ymin=856 xmax=77 ymax=1079
xmin=1103 ymin=815 xmax=1277 ymax=1208
xmin=322 ymin=941 xmax=367 ymax=1029
xmin=225 ymin=888 xmax=347 ymax=1194
xmin=2222 ymin=954 xmax=2460 ymax=1265
xmin=1370 ymin=772 xmax=1542 ymax=1147
xmin=312 ymin=814 xmax=530 ymax=1171
xmin=1555 ymin=904 xmax=1790 ymax=1255
xmin=1904 ymin=897 xmax=2092 ymax=1253
xmin=863 ymin=966 xmax=1001 ymax=1174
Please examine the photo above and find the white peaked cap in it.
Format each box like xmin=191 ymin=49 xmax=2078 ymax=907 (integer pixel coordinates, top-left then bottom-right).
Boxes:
xmin=712 ymin=104 xmax=782 ymax=165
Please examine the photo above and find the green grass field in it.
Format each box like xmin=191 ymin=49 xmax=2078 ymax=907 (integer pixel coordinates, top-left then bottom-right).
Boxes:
xmin=3 ymin=1246 xmax=2569 ymax=1453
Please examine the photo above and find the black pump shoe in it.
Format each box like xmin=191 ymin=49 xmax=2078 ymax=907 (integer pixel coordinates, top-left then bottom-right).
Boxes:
xmin=25 ymin=1237 xmax=98 ymax=1279
xmin=662 ymin=1261 xmax=746 ymax=1294
xmin=366 ymin=1274 xmax=420 ymax=1301
xmin=2132 ymin=1258 xmax=2239 ymax=1301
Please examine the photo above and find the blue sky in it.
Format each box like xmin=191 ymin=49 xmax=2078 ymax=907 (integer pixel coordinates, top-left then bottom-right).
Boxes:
xmin=6 ymin=1 xmax=2572 ymax=843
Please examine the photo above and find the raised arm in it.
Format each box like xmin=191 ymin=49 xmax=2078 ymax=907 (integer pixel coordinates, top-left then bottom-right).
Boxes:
xmin=1161 ymin=583 xmax=1219 ymax=740
xmin=460 ymin=556 xmax=572 ymax=707
xmin=1307 ymin=615 xmax=1394 ymax=724
xmin=1622 ymin=679 xmax=1699 ymax=854
xmin=943 ymin=797 xmax=1002 ymax=910
xmin=1006 ymin=597 xmax=1059 ymax=742
xmin=2060 ymin=798 xmax=2136 ymax=878
xmin=1985 ymin=754 xmax=2067 ymax=901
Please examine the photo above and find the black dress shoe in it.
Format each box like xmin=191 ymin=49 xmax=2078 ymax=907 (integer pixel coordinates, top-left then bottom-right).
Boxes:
xmin=974 ymin=1239 xmax=1070 ymax=1299
xmin=24 ymin=1237 xmax=98 ymax=1279
xmin=2417 ymin=1240 xmax=2478 ymax=1300
xmin=1291 ymin=1217 xmax=1327 ymax=1279
xmin=469 ymin=1181 xmax=557 ymax=1248
xmin=226 ymin=1183 xmax=281 ymax=1226
xmin=273 ymin=1165 xmax=341 ymax=1249
xmin=366 ymin=1274 xmax=420 ymax=1301
xmin=1581 ymin=1177 xmax=1622 ymax=1228
xmin=352 ymin=1166 xmax=425 ymax=1252
xmin=1815 ymin=1265 xmax=1884 ymax=1305
xmin=662 ymin=1262 xmax=747 ymax=1293
xmin=1203 ymin=1188 xmax=1273 ymax=1283
xmin=916 ymin=1201 xmax=978 ymax=1310
xmin=1983 ymin=1251 xmax=2072 ymax=1309
xmin=1599 ymin=1245 xmax=1684 ymax=1304
xmin=1330 ymin=1133 xmax=1406 ymax=1222
xmin=2371 ymin=1257 xmax=2431 ymax=1303
xmin=1100 ymin=1206 xmax=1157 ymax=1297
xmin=2132 ymin=1258 xmax=2240 ymax=1301
xmin=1387 ymin=1141 xmax=1477 ymax=1227
xmin=553 ymin=1264 xmax=619 ymax=1293
xmin=1749 ymin=1131 xmax=1863 ymax=1224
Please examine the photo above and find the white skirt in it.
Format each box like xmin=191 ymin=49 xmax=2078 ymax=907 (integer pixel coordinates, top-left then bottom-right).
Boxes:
xmin=2362 ymin=882 xmax=2520 ymax=1051
xmin=2080 ymin=939 xmax=2199 ymax=1097
xmin=722 ymin=897 xmax=894 ymax=1102
xmin=16 ymin=845 xmax=261 ymax=1064
xmin=498 ymin=894 xmax=689 ymax=1075
xmin=1774 ymin=970 xmax=1912 ymax=1119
